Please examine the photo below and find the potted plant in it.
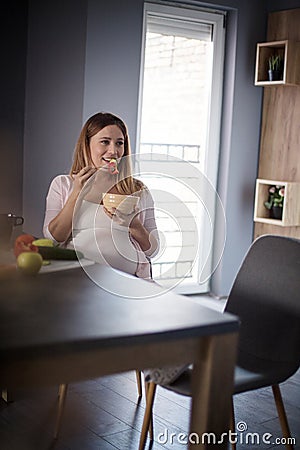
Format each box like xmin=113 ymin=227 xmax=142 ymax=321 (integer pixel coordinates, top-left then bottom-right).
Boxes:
xmin=264 ymin=185 xmax=285 ymax=219
xmin=268 ymin=54 xmax=283 ymax=81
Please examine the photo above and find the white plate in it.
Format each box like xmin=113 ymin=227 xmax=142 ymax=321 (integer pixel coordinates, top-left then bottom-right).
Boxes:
xmin=40 ymin=258 xmax=95 ymax=273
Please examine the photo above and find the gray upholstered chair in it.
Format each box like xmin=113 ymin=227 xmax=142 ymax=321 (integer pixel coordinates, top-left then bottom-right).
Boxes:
xmin=139 ymin=235 xmax=300 ymax=450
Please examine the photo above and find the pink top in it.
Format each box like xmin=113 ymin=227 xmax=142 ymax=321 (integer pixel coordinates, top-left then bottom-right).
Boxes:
xmin=43 ymin=175 xmax=159 ymax=279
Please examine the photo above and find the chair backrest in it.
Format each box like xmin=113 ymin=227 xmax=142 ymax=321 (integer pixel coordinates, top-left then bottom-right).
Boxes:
xmin=225 ymin=235 xmax=300 ymax=375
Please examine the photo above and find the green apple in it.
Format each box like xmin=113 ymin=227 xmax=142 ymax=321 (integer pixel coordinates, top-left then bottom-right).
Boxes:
xmin=17 ymin=252 xmax=43 ymax=275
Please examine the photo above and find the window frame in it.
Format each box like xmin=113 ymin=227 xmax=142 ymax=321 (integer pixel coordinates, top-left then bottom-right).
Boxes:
xmin=136 ymin=2 xmax=226 ymax=294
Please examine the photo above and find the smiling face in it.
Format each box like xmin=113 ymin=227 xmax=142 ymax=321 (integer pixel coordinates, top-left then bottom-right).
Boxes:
xmin=89 ymin=125 xmax=125 ymax=170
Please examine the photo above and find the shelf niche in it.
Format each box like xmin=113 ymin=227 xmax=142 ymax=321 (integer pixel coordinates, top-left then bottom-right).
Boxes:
xmin=254 ymin=39 xmax=300 ymax=86
xmin=254 ymin=179 xmax=300 ymax=226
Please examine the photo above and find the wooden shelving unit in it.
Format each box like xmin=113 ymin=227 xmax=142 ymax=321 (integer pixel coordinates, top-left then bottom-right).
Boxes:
xmin=255 ymin=39 xmax=300 ymax=86
xmin=254 ymin=179 xmax=300 ymax=226
xmin=254 ymin=8 xmax=300 ymax=241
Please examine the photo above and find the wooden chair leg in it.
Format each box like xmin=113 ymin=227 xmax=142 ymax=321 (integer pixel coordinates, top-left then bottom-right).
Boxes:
xmin=230 ymin=397 xmax=236 ymax=450
xmin=1 ymin=389 xmax=14 ymax=403
xmin=139 ymin=382 xmax=157 ymax=450
xmin=58 ymin=384 xmax=65 ymax=399
xmin=54 ymin=384 xmax=68 ymax=439
xmin=144 ymin=381 xmax=154 ymax=440
xmin=272 ymin=384 xmax=294 ymax=450
xmin=136 ymin=370 xmax=143 ymax=398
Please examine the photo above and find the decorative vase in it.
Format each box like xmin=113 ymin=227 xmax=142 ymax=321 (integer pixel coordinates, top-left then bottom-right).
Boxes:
xmin=271 ymin=205 xmax=283 ymax=220
xmin=268 ymin=69 xmax=282 ymax=81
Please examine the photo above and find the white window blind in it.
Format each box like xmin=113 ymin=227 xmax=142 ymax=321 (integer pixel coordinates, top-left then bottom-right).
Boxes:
xmin=147 ymin=15 xmax=213 ymax=41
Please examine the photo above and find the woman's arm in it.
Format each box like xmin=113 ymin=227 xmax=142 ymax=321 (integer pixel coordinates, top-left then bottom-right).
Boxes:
xmin=129 ymin=189 xmax=159 ymax=256
xmin=44 ymin=167 xmax=96 ymax=243
xmin=103 ymin=188 xmax=160 ymax=255
xmin=128 ymin=218 xmax=152 ymax=252
xmin=43 ymin=175 xmax=70 ymax=243
xmin=48 ymin=189 xmax=81 ymax=243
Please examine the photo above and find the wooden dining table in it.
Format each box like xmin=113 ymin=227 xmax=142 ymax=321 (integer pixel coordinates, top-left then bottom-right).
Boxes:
xmin=0 ymin=262 xmax=239 ymax=449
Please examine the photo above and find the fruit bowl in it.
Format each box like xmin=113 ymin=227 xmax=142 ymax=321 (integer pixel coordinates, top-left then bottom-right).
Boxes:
xmin=103 ymin=193 xmax=139 ymax=215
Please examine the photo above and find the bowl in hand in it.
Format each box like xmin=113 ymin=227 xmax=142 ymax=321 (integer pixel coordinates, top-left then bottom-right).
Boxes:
xmin=103 ymin=193 xmax=139 ymax=215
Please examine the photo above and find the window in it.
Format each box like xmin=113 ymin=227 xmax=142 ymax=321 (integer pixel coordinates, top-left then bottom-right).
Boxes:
xmin=136 ymin=3 xmax=226 ymax=293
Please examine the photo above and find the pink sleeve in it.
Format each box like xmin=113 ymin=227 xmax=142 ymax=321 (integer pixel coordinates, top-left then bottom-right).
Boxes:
xmin=139 ymin=188 xmax=160 ymax=258
xmin=43 ymin=175 xmax=73 ymax=242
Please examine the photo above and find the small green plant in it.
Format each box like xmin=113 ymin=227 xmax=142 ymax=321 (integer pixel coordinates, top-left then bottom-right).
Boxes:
xmin=264 ymin=185 xmax=285 ymax=210
xmin=268 ymin=54 xmax=283 ymax=71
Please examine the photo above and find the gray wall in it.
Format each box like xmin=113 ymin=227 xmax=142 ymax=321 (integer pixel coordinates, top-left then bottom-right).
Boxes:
xmin=22 ymin=0 xmax=87 ymax=236
xmin=0 ymin=2 xmax=27 ymax=217
xmin=211 ymin=0 xmax=267 ymax=295
xmin=82 ymin=0 xmax=144 ymax=142
xmin=3 ymin=0 xmax=299 ymax=295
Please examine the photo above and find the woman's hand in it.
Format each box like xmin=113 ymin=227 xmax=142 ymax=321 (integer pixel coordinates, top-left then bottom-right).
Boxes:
xmin=48 ymin=166 xmax=97 ymax=243
xmin=103 ymin=206 xmax=138 ymax=228
xmin=103 ymin=206 xmax=152 ymax=253
xmin=72 ymin=166 xmax=97 ymax=195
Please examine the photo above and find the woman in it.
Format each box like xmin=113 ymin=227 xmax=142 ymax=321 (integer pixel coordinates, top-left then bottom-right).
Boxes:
xmin=43 ymin=112 xmax=159 ymax=279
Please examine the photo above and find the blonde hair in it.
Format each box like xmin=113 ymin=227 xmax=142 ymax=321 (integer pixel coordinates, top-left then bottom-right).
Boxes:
xmin=70 ymin=112 xmax=143 ymax=194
